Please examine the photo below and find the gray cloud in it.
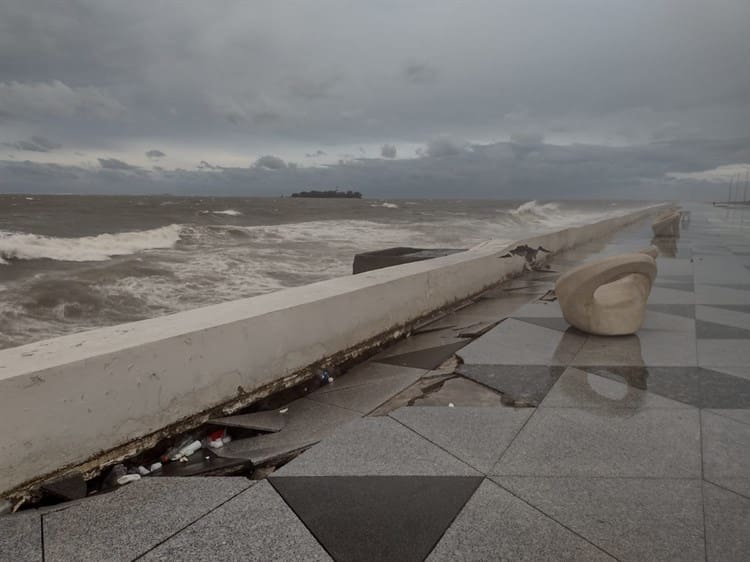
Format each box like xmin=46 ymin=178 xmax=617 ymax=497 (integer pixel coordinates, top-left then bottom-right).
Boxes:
xmin=4 ymin=136 xmax=61 ymax=152
xmin=425 ymin=136 xmax=469 ymax=158
xmin=4 ymin=138 xmax=747 ymax=200
xmin=146 ymin=149 xmax=165 ymax=159
xmin=381 ymin=144 xmax=397 ymax=158
xmin=98 ymin=157 xmax=140 ymax=171
xmin=0 ymin=0 xmax=748 ymax=187
xmin=305 ymin=149 xmax=327 ymax=158
xmin=252 ymin=154 xmax=287 ymax=170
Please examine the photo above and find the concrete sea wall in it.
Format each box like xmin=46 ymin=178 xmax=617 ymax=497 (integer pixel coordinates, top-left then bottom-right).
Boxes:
xmin=0 ymin=205 xmax=664 ymax=496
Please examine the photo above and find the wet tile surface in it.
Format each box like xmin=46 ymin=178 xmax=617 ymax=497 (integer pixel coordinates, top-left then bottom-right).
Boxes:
xmin=141 ymin=481 xmax=331 ymax=561
xmin=43 ymin=478 xmax=252 ymax=562
xmin=272 ymin=476 xmax=481 ymax=562
xmin=541 ymin=367 xmax=693 ymax=409
xmin=457 ymin=364 xmax=565 ymax=406
xmin=428 ymin=479 xmax=614 ymax=562
xmin=589 ymin=366 xmax=750 ymax=409
xmin=457 ymin=319 xmax=586 ymax=366
xmin=494 ymin=477 xmax=705 ymax=562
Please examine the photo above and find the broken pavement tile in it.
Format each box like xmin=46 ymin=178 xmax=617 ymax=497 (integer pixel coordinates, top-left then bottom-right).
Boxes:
xmin=151 ymin=449 xmax=250 ymax=477
xmin=209 ymin=410 xmax=287 ymax=433
xmin=40 ymin=472 xmax=87 ymax=502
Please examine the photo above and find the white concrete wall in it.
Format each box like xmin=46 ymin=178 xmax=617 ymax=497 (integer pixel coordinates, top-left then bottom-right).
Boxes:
xmin=0 ymin=205 xmax=663 ymax=495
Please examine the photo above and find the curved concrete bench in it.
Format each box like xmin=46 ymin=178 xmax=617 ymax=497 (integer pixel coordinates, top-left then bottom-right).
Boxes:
xmin=555 ymin=248 xmax=658 ymax=336
xmin=652 ymin=210 xmax=681 ymax=237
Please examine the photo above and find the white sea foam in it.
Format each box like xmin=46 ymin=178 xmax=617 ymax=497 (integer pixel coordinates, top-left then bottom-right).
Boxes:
xmin=210 ymin=209 xmax=242 ymax=216
xmin=373 ymin=202 xmax=399 ymax=209
xmin=0 ymin=225 xmax=183 ymax=264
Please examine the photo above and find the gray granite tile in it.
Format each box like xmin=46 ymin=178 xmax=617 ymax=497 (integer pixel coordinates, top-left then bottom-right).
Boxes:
xmin=43 ymin=477 xmax=252 ymax=562
xmin=214 ymin=398 xmax=360 ymax=464
xmin=591 ymin=366 xmax=750 ymax=409
xmin=652 ymin=258 xmax=693 ymax=277
xmin=390 ymin=407 xmax=533 ymax=473
xmin=514 ymin=316 xmax=575 ymax=332
xmin=695 ymin=284 xmax=750 ymax=305
xmin=648 ymin=285 xmax=696 ymax=304
xmin=141 ymin=481 xmax=331 ymax=562
xmin=274 ymin=417 xmax=479 ymax=477
xmin=307 ymin=366 xmax=423 ymax=414
xmin=694 ymin=256 xmax=750 ymax=284
xmin=509 ymin=300 xmax=564 ymax=318
xmin=702 ymin=410 xmax=750 ymax=498
xmin=696 ymin=305 xmax=750 ymax=330
xmin=703 ymin=481 xmax=750 ymax=562
xmin=653 ymin=280 xmax=694 ymax=292
xmin=541 ymin=367 xmax=693 ymax=409
xmin=457 ymin=364 xmax=565 ymax=406
xmin=376 ymin=340 xmax=470 ymax=370
xmin=427 ymin=479 xmax=614 ymax=562
xmin=0 ymin=511 xmax=42 ymax=562
xmin=705 ymin=409 xmax=750 ymax=426
xmin=209 ymin=411 xmax=286 ymax=432
xmin=646 ymin=304 xmax=696 ymax=318
xmin=698 ymin=339 xmax=750 ymax=366
xmin=409 ymin=376 xmax=506 ymax=407
xmin=696 ymin=319 xmax=750 ymax=339
xmin=572 ymin=330 xmax=697 ymax=367
xmin=493 ymin=408 xmax=701 ymax=477
xmin=494 ymin=477 xmax=704 ymax=562
xmin=705 ymin=304 xmax=750 ymax=314
xmin=458 ymin=319 xmax=587 ymax=366
xmin=371 ymin=328 xmax=467 ymax=360
xmin=272 ymin=475 xmax=481 ymax=562
xmin=313 ymin=362 xmax=427 ymax=396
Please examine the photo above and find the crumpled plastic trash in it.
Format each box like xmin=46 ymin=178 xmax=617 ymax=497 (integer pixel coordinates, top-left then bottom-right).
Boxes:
xmin=116 ymin=474 xmax=141 ymax=486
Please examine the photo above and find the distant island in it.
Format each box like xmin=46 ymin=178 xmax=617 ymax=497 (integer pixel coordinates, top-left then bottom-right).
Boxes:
xmin=290 ymin=189 xmax=362 ymax=199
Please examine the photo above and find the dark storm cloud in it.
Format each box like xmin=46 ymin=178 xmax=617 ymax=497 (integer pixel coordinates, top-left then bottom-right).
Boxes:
xmin=146 ymin=149 xmax=165 ymax=159
xmin=4 ymin=138 xmax=748 ymax=199
xmin=98 ymin=157 xmax=140 ymax=171
xmin=0 ymin=0 xmax=748 ymax=185
xmin=252 ymin=155 xmax=287 ymax=170
xmin=381 ymin=144 xmax=397 ymax=158
xmin=3 ymin=136 xmax=61 ymax=152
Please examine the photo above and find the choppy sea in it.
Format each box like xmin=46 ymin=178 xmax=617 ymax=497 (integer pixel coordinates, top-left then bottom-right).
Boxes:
xmin=0 ymin=195 xmax=648 ymax=349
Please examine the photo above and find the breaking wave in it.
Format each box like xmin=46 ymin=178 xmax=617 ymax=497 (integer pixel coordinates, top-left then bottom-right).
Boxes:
xmin=0 ymin=225 xmax=183 ymax=264
xmin=202 ymin=209 xmax=243 ymax=216
xmin=371 ymin=202 xmax=399 ymax=209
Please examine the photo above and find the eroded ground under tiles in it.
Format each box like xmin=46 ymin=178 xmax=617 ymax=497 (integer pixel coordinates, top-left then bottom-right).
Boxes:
xmin=3 ymin=203 xmax=750 ymax=562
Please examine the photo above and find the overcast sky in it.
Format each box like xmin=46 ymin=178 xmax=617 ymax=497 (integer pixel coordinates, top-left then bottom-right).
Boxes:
xmin=1 ymin=0 xmax=749 ymax=198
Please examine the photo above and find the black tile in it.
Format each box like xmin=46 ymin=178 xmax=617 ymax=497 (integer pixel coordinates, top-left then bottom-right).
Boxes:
xmin=377 ymin=340 xmax=469 ymax=370
xmin=514 ymin=317 xmax=573 ymax=333
xmin=270 ymin=475 xmax=482 ymax=562
xmin=646 ymin=304 xmax=696 ymax=319
xmin=696 ymin=320 xmax=750 ymax=340
xmin=589 ymin=366 xmax=750 ymax=409
xmin=457 ymin=364 xmax=566 ymax=406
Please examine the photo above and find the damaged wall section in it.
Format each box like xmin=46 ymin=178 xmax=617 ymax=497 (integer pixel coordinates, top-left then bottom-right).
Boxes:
xmin=0 ymin=204 xmax=665 ymax=496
